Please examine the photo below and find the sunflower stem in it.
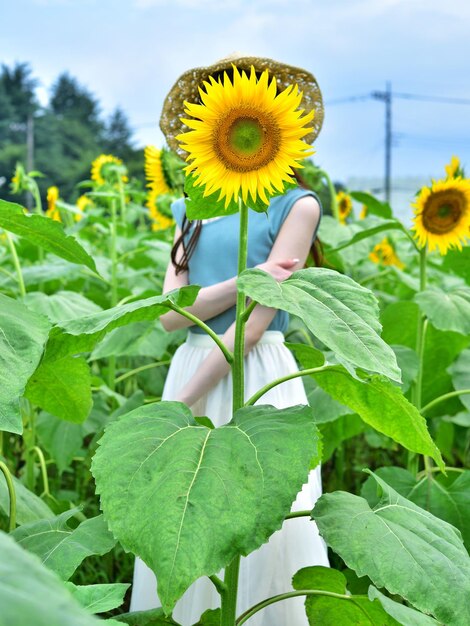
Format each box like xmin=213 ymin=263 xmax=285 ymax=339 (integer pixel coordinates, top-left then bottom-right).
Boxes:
xmin=0 ymin=461 xmax=16 ymax=531
xmin=319 ymin=169 xmax=339 ymax=221
xmin=107 ymin=198 xmax=118 ymax=391
xmin=5 ymin=231 xmax=26 ymax=297
xmin=220 ymin=196 xmax=249 ymax=626
xmin=408 ymin=245 xmax=429 ymax=475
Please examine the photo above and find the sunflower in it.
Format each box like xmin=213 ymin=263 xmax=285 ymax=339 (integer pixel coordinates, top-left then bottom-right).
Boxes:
xmin=411 ymin=177 xmax=470 ymax=254
xmin=75 ymin=195 xmax=93 ymax=222
xmin=91 ymin=154 xmax=128 ymax=186
xmin=359 ymin=204 xmax=368 ymax=220
xmin=336 ymin=190 xmax=352 ymax=225
xmin=45 ymin=186 xmax=61 ymax=222
xmin=176 ymin=64 xmax=315 ymax=208
xmin=369 ymin=237 xmax=405 ymax=269
xmin=444 ymin=155 xmax=464 ymax=180
xmin=145 ymin=146 xmax=172 ymax=196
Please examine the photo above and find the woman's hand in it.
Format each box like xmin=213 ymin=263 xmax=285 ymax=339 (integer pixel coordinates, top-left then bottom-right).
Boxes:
xmin=254 ymin=258 xmax=300 ymax=282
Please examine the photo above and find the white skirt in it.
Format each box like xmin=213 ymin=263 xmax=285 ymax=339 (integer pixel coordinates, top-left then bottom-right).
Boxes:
xmin=129 ymin=330 xmax=329 ymax=626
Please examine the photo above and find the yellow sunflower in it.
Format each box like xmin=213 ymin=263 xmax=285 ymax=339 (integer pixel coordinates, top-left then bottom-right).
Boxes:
xmin=336 ymin=190 xmax=352 ymax=225
xmin=75 ymin=194 xmax=92 ymax=222
xmin=444 ymin=155 xmax=463 ymax=180
xmin=369 ymin=237 xmax=405 ymax=269
xmin=411 ymin=177 xmax=470 ymax=255
xmin=145 ymin=146 xmax=171 ymax=196
xmin=176 ymin=64 xmax=315 ymax=208
xmin=45 ymin=186 xmax=61 ymax=222
xmin=359 ymin=204 xmax=368 ymax=220
xmin=146 ymin=190 xmax=174 ymax=231
xmin=91 ymin=154 xmax=128 ymax=186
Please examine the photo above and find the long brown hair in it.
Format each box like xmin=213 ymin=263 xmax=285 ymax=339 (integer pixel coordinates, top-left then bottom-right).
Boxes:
xmin=170 ymin=172 xmax=324 ymax=274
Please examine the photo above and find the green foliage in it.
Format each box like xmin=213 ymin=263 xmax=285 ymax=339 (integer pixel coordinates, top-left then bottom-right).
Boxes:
xmin=313 ymin=471 xmax=470 ymax=626
xmin=64 ymin=582 xmax=130 ymax=614
xmin=91 ymin=402 xmax=320 ymax=612
xmin=414 ymin=286 xmax=470 ymax=335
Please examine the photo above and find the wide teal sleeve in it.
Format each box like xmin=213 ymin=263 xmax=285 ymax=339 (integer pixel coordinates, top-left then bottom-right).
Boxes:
xmin=170 ymin=198 xmax=186 ymax=229
xmin=269 ymin=188 xmax=323 ymax=242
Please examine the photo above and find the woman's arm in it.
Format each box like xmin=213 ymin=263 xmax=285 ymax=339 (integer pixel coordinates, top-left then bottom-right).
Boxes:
xmin=173 ymin=194 xmax=321 ymax=407
xmin=159 ymin=225 xmax=299 ymax=332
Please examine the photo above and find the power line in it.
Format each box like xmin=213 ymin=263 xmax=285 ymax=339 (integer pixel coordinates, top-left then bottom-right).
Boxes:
xmin=393 ymin=92 xmax=470 ymax=105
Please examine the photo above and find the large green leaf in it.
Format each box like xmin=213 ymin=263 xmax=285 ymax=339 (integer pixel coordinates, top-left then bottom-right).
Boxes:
xmin=448 ymin=348 xmax=470 ymax=411
xmin=0 ymin=530 xmax=102 ymax=626
xmin=11 ymin=509 xmax=117 ymax=580
xmin=36 ymin=412 xmax=85 ymax=473
xmin=91 ymin=401 xmax=319 ymax=613
xmin=0 ymin=458 xmax=55 ymax=524
xmin=350 ymin=191 xmax=393 ymax=218
xmin=312 ymin=471 xmax=470 ymax=626
xmin=442 ymin=245 xmax=470 ymax=284
xmin=311 ymin=366 xmax=444 ymax=469
xmin=90 ymin=321 xmax=176 ymax=360
xmin=25 ymin=355 xmax=92 ymax=423
xmin=23 ymin=291 xmax=103 ymax=323
xmin=64 ymin=582 xmax=129 ymax=614
xmin=368 ymin=587 xmax=440 ymax=626
xmin=362 ymin=466 xmax=470 ymax=552
xmin=0 ymin=199 xmax=98 ymax=272
xmin=0 ymin=293 xmax=51 ymax=434
xmin=330 ymin=219 xmax=406 ymax=253
xmin=414 ymin=286 xmax=470 ymax=335
xmin=292 ymin=566 xmax=399 ymax=625
xmin=113 ymin=608 xmax=180 ymax=625
xmin=45 ymin=286 xmax=200 ymax=360
xmin=238 ymin=267 xmax=401 ymax=381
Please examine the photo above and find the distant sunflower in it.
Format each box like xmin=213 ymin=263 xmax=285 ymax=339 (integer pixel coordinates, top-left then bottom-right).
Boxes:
xmin=411 ymin=178 xmax=470 ymax=254
xmin=75 ymin=195 xmax=93 ymax=222
xmin=336 ymin=191 xmax=352 ymax=224
xmin=91 ymin=154 xmax=128 ymax=186
xmin=45 ymin=186 xmax=61 ymax=222
xmin=369 ymin=237 xmax=405 ymax=269
xmin=145 ymin=146 xmax=171 ymax=196
xmin=359 ymin=204 xmax=368 ymax=219
xmin=147 ymin=191 xmax=174 ymax=231
xmin=444 ymin=155 xmax=464 ymax=180
xmin=177 ymin=64 xmax=315 ymax=208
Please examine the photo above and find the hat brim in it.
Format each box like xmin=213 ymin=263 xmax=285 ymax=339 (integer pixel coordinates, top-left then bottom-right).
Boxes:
xmin=159 ymin=56 xmax=324 ymax=159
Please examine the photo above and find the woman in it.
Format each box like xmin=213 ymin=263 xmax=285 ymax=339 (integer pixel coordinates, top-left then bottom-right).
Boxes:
xmin=130 ymin=55 xmax=329 ymax=626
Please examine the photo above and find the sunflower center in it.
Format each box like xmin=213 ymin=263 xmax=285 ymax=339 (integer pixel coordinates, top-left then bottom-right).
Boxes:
xmin=213 ymin=107 xmax=281 ymax=172
xmin=422 ymin=191 xmax=463 ymax=234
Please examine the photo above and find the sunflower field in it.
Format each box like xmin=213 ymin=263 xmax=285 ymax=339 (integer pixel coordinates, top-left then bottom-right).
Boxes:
xmin=1 ymin=139 xmax=470 ymax=626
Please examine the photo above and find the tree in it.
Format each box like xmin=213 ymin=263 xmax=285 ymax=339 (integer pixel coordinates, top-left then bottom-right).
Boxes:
xmin=50 ymin=72 xmax=103 ymax=134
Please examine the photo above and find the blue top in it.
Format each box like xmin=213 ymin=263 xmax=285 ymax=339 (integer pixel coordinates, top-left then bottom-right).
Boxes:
xmin=170 ymin=187 xmax=323 ymax=334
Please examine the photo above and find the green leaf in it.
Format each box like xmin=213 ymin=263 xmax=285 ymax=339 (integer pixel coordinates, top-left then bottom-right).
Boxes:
xmin=0 ymin=294 xmax=51 ymax=434
xmin=238 ymin=267 xmax=401 ymax=381
xmin=448 ymin=348 xmax=470 ymax=411
xmin=368 ymin=587 xmax=441 ymax=625
xmin=36 ymin=413 xmax=84 ymax=474
xmin=285 ymin=342 xmax=325 ymax=369
xmin=414 ymin=287 xmax=470 ymax=335
xmin=192 ymin=609 xmax=221 ymax=626
xmin=362 ymin=466 xmax=470 ymax=552
xmin=330 ymin=219 xmax=406 ymax=253
xmin=64 ymin=582 xmax=130 ymax=614
xmin=45 ymin=286 xmax=200 ymax=360
xmin=311 ymin=366 xmax=444 ymax=469
xmin=0 ymin=199 xmax=98 ymax=273
xmin=11 ymin=509 xmax=117 ymax=580
xmin=90 ymin=321 xmax=174 ymax=360
xmin=112 ymin=608 xmax=180 ymax=625
xmin=23 ymin=291 xmax=103 ymax=324
xmin=319 ymin=414 xmax=364 ymax=462
xmin=442 ymin=245 xmax=470 ymax=284
xmin=292 ymin=566 xmax=399 ymax=625
xmin=184 ymin=173 xmax=296 ymax=219
xmin=0 ymin=530 xmax=103 ymax=626
xmin=91 ymin=401 xmax=319 ymax=613
xmin=350 ymin=191 xmax=393 ymax=218
xmin=312 ymin=471 xmax=470 ymax=626
xmin=25 ymin=355 xmax=92 ymax=423
xmin=0 ymin=459 xmax=55 ymax=524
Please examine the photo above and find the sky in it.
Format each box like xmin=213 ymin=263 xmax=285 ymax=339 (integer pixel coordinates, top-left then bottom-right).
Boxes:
xmin=2 ymin=0 xmax=470 ymax=201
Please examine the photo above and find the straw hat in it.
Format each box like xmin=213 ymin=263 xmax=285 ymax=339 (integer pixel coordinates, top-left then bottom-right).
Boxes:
xmin=160 ymin=53 xmax=324 ymax=158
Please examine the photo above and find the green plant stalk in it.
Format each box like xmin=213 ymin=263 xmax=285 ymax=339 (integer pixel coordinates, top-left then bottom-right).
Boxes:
xmin=220 ymin=198 xmax=249 ymax=626
xmin=421 ymin=389 xmax=470 ymax=414
xmin=30 ymin=178 xmax=45 ymax=267
xmin=5 ymin=231 xmax=26 ymax=297
xmin=30 ymin=445 xmax=50 ymax=497
xmin=114 ymin=360 xmax=172 ymax=384
xmin=236 ymin=589 xmax=352 ymax=625
xmin=245 ymin=366 xmax=328 ymax=406
xmin=408 ymin=246 xmax=429 ymax=475
xmin=108 ymin=199 xmax=118 ymax=391
xmin=318 ymin=169 xmax=339 ymax=221
xmin=118 ymin=177 xmax=127 ymax=225
xmin=0 ymin=461 xmax=16 ymax=530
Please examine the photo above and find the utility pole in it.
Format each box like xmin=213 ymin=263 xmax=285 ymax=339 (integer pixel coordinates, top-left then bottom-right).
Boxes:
xmin=26 ymin=114 xmax=34 ymax=211
xmin=372 ymin=82 xmax=392 ymax=204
